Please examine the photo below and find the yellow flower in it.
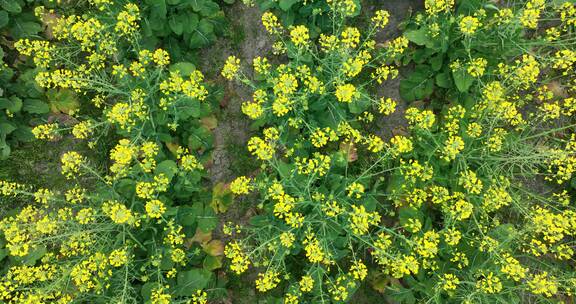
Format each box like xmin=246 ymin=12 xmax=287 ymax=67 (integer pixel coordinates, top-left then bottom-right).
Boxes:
xmin=290 ymin=25 xmax=309 ymax=47
xmin=425 ymin=0 xmax=454 ymax=15
xmin=191 ymin=290 xmax=208 ymax=304
xmin=335 ymin=83 xmax=357 ymax=103
xmin=145 ymin=199 xmax=166 ymax=219
xmin=405 ymin=108 xmax=435 ymax=129
xmin=61 ymin=151 xmax=83 ymax=179
xmin=441 ymin=136 xmax=464 ymax=161
xmin=32 ymin=123 xmax=58 ymax=140
xmin=152 ymin=49 xmax=170 ymax=66
xmin=102 ymin=201 xmax=137 ymax=225
xmin=115 ymin=3 xmax=140 ymax=36
xmin=459 ymin=16 xmax=480 ymax=35
xmin=109 ymin=249 xmax=128 ymax=267
xmin=439 ymin=273 xmax=460 ymax=292
xmin=262 ymin=12 xmax=282 ymax=34
xmin=300 ymin=275 xmax=314 ymax=292
xmin=467 ymin=57 xmax=487 ymax=77
xmin=303 ymin=233 xmax=325 ymax=263
xmin=222 ymin=55 xmax=240 ymax=80
xmin=346 ymin=182 xmax=365 ymax=199
xmin=372 ymin=10 xmax=390 ymax=29
xmin=224 ymin=241 xmax=250 ymax=274
xmin=247 ymin=136 xmax=275 ymax=160
xmin=34 ymin=188 xmax=54 ymax=204
xmin=230 ymin=176 xmax=252 ymax=195
xmin=255 ymin=271 xmax=281 ymax=292
xmin=350 ymin=260 xmax=368 ymax=281
xmin=72 ymin=120 xmax=93 ymax=139
xmin=458 ymin=170 xmax=483 ymax=194
xmin=499 ymin=253 xmax=527 ymax=282
xmin=341 ymin=27 xmax=360 ymax=49
xmin=390 ymin=135 xmax=413 ymax=155
xmin=476 ymin=271 xmax=502 ymax=294
xmin=349 ymin=205 xmax=380 ymax=235
xmin=280 ymin=231 xmax=295 ymax=248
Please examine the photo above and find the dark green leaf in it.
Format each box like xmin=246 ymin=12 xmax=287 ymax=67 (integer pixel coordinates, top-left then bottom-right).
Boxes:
xmin=23 ymin=99 xmax=49 ymax=114
xmin=176 ymin=269 xmax=212 ymax=295
xmin=0 ymin=0 xmax=21 ymax=13
xmin=404 ymin=28 xmax=429 ymax=46
xmin=452 ymin=69 xmax=474 ymax=92
xmin=0 ymin=11 xmax=9 ymax=28
xmin=279 ymin=0 xmax=298 ymax=11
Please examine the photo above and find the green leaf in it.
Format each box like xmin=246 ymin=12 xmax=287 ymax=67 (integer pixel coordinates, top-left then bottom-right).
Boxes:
xmin=435 ymin=72 xmax=452 ymax=89
xmin=12 ymin=22 xmax=42 ymax=39
xmin=0 ymin=0 xmax=21 ymax=13
xmin=399 ymin=68 xmax=434 ymax=102
xmin=177 ymin=205 xmax=199 ymax=226
xmin=0 ymin=123 xmax=17 ymax=135
xmin=169 ymin=14 xmax=185 ymax=35
xmin=155 ymin=160 xmax=178 ymax=180
xmin=197 ymin=208 xmax=218 ymax=232
xmin=0 ymin=97 xmax=22 ymax=113
xmin=169 ymin=62 xmax=196 ymax=77
xmin=452 ymin=69 xmax=475 ymax=92
xmin=183 ymin=12 xmax=199 ymax=34
xmin=210 ymin=182 xmax=233 ymax=213
xmin=279 ymin=0 xmax=298 ymax=11
xmin=199 ymin=1 xmax=220 ymax=16
xmin=348 ymin=97 xmax=370 ymax=114
xmin=47 ymin=89 xmax=79 ymax=114
xmin=141 ymin=282 xmax=160 ymax=300
xmin=404 ymin=28 xmax=429 ymax=46
xmin=23 ymin=99 xmax=50 ymax=114
xmin=176 ymin=269 xmax=212 ymax=295
xmin=0 ymin=11 xmax=9 ymax=28
xmin=0 ymin=140 xmax=10 ymax=160
xmin=188 ymin=126 xmax=213 ymax=150
xmin=203 ymin=255 xmax=223 ymax=271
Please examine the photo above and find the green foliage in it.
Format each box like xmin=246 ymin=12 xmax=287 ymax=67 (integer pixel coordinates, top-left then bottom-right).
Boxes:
xmin=0 ymin=1 xmax=47 ymax=159
xmin=141 ymin=0 xmax=230 ymax=61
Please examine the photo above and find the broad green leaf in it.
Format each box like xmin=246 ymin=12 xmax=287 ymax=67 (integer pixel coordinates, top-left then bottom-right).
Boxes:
xmin=177 ymin=205 xmax=199 ymax=226
xmin=176 ymin=269 xmax=212 ymax=295
xmin=169 ymin=14 xmax=185 ymax=35
xmin=348 ymin=97 xmax=370 ymax=114
xmin=155 ymin=160 xmax=178 ymax=180
xmin=0 ymin=97 xmax=22 ymax=113
xmin=203 ymin=255 xmax=222 ymax=271
xmin=197 ymin=211 xmax=218 ymax=232
xmin=279 ymin=0 xmax=298 ymax=11
xmin=435 ymin=72 xmax=452 ymax=89
xmin=0 ymin=11 xmax=9 ymax=28
xmin=47 ymin=89 xmax=79 ymax=114
xmin=0 ymin=123 xmax=17 ymax=135
xmin=452 ymin=69 xmax=475 ymax=92
xmin=23 ymin=99 xmax=50 ymax=114
xmin=169 ymin=62 xmax=196 ymax=77
xmin=0 ymin=0 xmax=21 ymax=13
xmin=199 ymin=1 xmax=220 ymax=16
xmin=202 ymin=240 xmax=224 ymax=256
xmin=404 ymin=28 xmax=429 ymax=46
xmin=11 ymin=21 xmax=42 ymax=39
xmin=400 ymin=69 xmax=434 ymax=102
xmin=0 ymin=140 xmax=10 ymax=160
xmin=210 ymin=182 xmax=233 ymax=213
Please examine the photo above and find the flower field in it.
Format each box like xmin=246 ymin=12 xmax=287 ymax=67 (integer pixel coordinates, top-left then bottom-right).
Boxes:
xmin=0 ymin=0 xmax=575 ymax=303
